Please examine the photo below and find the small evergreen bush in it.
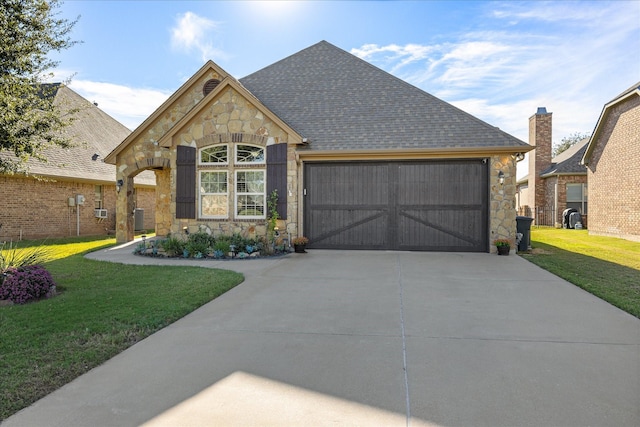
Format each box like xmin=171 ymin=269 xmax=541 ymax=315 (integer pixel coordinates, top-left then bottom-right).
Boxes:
xmin=0 ymin=265 xmax=57 ymax=304
xmin=160 ymin=236 xmax=185 ymax=257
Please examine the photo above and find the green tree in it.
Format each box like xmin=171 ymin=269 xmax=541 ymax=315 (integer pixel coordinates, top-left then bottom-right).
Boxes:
xmin=0 ymin=0 xmax=79 ymax=174
xmin=552 ymin=132 xmax=591 ymax=157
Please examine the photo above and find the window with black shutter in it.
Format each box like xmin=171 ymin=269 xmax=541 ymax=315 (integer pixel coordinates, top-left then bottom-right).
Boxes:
xmin=176 ymin=145 xmax=196 ymax=219
xmin=266 ymin=143 xmax=288 ymax=219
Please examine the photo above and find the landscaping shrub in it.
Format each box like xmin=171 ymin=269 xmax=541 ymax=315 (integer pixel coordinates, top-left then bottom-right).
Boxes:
xmin=160 ymin=236 xmax=185 ymax=257
xmin=186 ymin=231 xmax=213 ymax=257
xmin=0 ymin=265 xmax=57 ymax=304
xmin=0 ymin=241 xmax=53 ymax=270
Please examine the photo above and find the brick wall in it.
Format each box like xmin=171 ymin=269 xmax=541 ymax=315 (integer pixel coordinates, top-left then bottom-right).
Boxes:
xmin=586 ymin=95 xmax=640 ymax=241
xmin=0 ymin=175 xmax=155 ymax=241
xmin=528 ymin=109 xmax=552 ymax=211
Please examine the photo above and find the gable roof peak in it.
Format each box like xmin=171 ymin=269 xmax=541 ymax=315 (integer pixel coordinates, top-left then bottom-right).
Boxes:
xmin=105 ymin=60 xmax=232 ymax=164
xmin=240 ymin=40 xmax=528 ymax=151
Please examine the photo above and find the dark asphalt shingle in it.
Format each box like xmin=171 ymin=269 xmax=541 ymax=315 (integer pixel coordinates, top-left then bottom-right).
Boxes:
xmin=240 ymin=41 xmax=527 ymax=151
xmin=540 ymin=137 xmax=589 ymax=176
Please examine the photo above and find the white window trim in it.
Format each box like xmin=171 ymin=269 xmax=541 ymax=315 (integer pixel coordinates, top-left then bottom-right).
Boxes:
xmin=235 ymin=169 xmax=266 ymax=219
xmin=199 ymin=170 xmax=228 ymax=219
xmin=199 ymin=144 xmax=229 ymax=165
xmin=235 ymin=144 xmax=266 ymax=165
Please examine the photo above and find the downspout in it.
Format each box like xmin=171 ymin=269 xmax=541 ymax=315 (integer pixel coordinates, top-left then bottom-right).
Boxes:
xmin=554 ymin=179 xmax=558 ymax=226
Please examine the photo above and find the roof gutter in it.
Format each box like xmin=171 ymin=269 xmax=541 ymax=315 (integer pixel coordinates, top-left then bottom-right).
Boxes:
xmin=295 ymin=145 xmax=533 ymax=162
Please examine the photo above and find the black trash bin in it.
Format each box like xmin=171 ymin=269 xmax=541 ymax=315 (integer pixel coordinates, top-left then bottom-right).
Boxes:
xmin=562 ymin=208 xmax=578 ymax=228
xmin=516 ymin=216 xmax=534 ymax=252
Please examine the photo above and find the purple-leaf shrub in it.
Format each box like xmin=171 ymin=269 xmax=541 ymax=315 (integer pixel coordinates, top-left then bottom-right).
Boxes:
xmin=0 ymin=265 xmax=56 ymax=304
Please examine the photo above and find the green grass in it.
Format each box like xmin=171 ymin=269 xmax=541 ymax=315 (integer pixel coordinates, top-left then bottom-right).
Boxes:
xmin=0 ymin=236 xmax=243 ymax=420
xmin=520 ymin=227 xmax=640 ymax=318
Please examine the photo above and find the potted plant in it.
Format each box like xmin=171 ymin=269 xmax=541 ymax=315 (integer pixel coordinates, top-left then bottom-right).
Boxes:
xmin=493 ymin=238 xmax=511 ymax=255
xmin=292 ymin=236 xmax=309 ymax=253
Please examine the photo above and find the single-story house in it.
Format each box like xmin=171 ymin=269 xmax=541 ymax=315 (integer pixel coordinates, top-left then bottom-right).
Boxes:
xmin=0 ymin=85 xmax=156 ymax=241
xmin=516 ymin=107 xmax=589 ymax=227
xmin=105 ymin=41 xmax=532 ymax=252
xmin=581 ymin=81 xmax=640 ymax=241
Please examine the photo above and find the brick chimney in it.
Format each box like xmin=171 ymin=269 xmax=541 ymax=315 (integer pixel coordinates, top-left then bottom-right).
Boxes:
xmin=528 ymin=107 xmax=552 ymax=211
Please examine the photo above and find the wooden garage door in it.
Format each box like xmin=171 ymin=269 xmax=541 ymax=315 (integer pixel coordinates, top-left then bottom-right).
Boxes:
xmin=304 ymin=160 xmax=488 ymax=252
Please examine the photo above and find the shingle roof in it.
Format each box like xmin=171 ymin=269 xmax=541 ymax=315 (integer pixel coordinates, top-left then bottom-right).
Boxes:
xmin=1 ymin=86 xmax=154 ymax=185
xmin=239 ymin=41 xmax=528 ymax=151
xmin=540 ymin=137 xmax=589 ymax=176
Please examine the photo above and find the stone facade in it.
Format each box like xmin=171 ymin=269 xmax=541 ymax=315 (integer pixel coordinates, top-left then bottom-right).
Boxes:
xmin=585 ymin=94 xmax=640 ymax=241
xmin=490 ymin=155 xmax=518 ymax=252
xmin=109 ymin=61 xmax=525 ymax=252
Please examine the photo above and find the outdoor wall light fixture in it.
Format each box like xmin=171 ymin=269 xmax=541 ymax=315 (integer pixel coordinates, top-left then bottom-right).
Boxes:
xmin=183 ymin=226 xmax=189 ymax=235
xmin=91 ymin=153 xmax=100 ymax=161
xmin=116 ymin=179 xmax=124 ymax=193
xmin=511 ymin=152 xmax=525 ymax=162
xmin=498 ymin=171 xmax=505 ymax=185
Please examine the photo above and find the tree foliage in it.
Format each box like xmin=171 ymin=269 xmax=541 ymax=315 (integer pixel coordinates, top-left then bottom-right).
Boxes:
xmin=0 ymin=0 xmax=79 ymax=174
xmin=552 ymin=132 xmax=591 ymax=157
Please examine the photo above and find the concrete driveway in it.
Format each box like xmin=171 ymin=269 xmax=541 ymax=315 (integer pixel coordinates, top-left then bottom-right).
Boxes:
xmin=4 ymin=246 xmax=639 ymax=426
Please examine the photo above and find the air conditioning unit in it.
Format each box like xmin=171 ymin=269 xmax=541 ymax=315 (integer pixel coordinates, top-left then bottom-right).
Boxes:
xmin=95 ymin=209 xmax=108 ymax=219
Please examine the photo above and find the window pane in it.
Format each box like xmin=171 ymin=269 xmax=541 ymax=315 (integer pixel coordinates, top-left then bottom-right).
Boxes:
xmin=200 ymin=172 xmax=227 ymax=217
xmin=236 ymin=170 xmax=265 ymax=218
xmin=201 ymin=171 xmax=227 ymax=193
xmin=236 ymin=145 xmax=265 ymax=163
xmin=201 ymin=145 xmax=227 ymax=163
xmin=236 ymin=171 xmax=264 ymax=193
xmin=566 ymin=184 xmax=583 ymax=202
xmin=237 ymin=195 xmax=265 ymax=216
xmin=201 ymin=195 xmax=227 ymax=217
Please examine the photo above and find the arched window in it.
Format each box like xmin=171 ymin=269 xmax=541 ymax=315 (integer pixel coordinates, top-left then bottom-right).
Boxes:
xmin=200 ymin=144 xmax=228 ymax=164
xmin=235 ymin=144 xmax=265 ymax=164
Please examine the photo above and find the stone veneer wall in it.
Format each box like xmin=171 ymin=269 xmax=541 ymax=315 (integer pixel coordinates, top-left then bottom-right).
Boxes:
xmin=114 ymin=72 xmax=222 ymax=242
xmin=490 ymin=155 xmax=518 ymax=253
xmin=168 ymin=85 xmax=300 ymax=242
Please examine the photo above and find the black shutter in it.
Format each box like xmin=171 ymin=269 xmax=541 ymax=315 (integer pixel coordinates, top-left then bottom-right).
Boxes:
xmin=266 ymin=143 xmax=288 ymax=219
xmin=176 ymin=145 xmax=196 ymax=219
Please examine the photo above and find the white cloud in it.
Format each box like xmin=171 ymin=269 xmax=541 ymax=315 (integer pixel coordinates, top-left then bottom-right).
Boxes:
xmin=170 ymin=12 xmax=227 ymax=62
xmin=68 ymin=80 xmax=172 ymax=130
xmin=351 ymin=2 xmax=639 ymax=180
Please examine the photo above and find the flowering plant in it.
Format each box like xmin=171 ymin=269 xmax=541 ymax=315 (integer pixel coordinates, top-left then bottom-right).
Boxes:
xmin=493 ymin=238 xmax=511 ymax=247
xmin=0 ymin=265 xmax=57 ymax=304
xmin=292 ymin=236 xmax=309 ymax=245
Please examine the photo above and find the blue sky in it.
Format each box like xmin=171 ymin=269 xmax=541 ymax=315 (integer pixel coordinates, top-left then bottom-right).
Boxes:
xmin=51 ymin=1 xmax=640 ymax=177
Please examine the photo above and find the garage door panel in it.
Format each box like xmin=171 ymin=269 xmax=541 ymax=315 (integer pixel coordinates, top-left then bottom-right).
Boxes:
xmin=309 ymin=209 xmax=388 ymax=248
xmin=305 ymin=160 xmax=488 ymax=252
xmin=399 ymin=163 xmax=485 ymax=205
xmin=398 ymin=209 xmax=485 ymax=251
xmin=308 ymin=164 xmax=389 ymax=206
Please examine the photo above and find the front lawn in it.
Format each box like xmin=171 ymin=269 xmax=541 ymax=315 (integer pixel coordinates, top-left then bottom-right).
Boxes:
xmin=0 ymin=236 xmax=243 ymax=420
xmin=520 ymin=227 xmax=640 ymax=318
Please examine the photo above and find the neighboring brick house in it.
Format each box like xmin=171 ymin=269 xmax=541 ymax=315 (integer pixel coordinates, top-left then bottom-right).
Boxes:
xmin=106 ymin=41 xmax=532 ymax=252
xmin=516 ymin=108 xmax=589 ymax=227
xmin=0 ymin=85 xmax=155 ymax=241
xmin=581 ymin=82 xmax=640 ymax=241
